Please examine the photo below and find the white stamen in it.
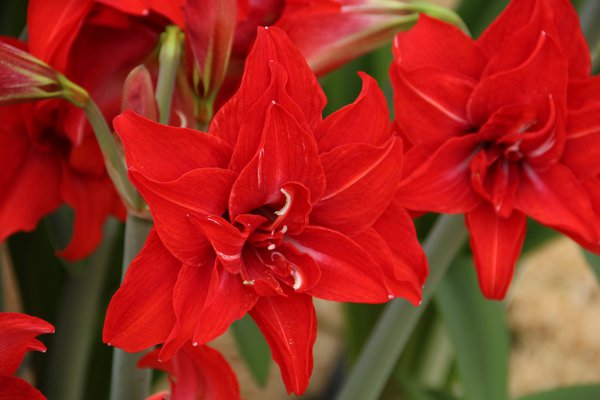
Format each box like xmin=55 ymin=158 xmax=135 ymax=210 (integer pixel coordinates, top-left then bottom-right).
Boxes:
xmin=243 ymin=280 xmax=255 ymax=286
xmin=387 ymin=294 xmax=394 ymax=300
xmin=281 ymin=225 xmax=288 ymax=234
xmin=267 ymin=244 xmax=276 ymax=251
xmin=291 ymin=269 xmax=303 ymax=290
xmin=271 ymin=100 xmax=277 ymax=105
xmin=175 ymin=110 xmax=188 ymax=128
xmin=192 ymin=341 xmax=199 ymax=347
xmin=275 ymin=188 xmax=292 ymax=216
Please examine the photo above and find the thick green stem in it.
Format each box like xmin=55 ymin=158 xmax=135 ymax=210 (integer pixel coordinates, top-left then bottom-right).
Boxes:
xmin=109 ymin=214 xmax=153 ymax=400
xmin=155 ymin=25 xmax=184 ymax=125
xmin=44 ymin=218 xmax=121 ymax=400
xmin=334 ymin=214 xmax=467 ymax=400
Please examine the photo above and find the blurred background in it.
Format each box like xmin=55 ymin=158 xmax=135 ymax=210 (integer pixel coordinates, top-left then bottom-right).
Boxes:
xmin=1 ymin=0 xmax=599 ymax=399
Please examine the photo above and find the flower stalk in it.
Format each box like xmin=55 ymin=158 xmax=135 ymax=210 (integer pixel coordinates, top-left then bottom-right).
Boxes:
xmin=109 ymin=214 xmax=154 ymax=400
xmin=155 ymin=25 xmax=184 ymax=125
xmin=334 ymin=214 xmax=467 ymax=400
xmin=44 ymin=219 xmax=121 ymax=400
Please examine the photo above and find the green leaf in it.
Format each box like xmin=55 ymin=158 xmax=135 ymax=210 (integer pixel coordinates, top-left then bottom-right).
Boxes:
xmin=231 ymin=314 xmax=271 ymax=386
xmin=435 ymin=257 xmax=509 ymax=400
xmin=516 ymin=385 xmax=600 ymax=400
xmin=581 ymin=248 xmax=600 ymax=283
xmin=458 ymin=0 xmax=508 ymax=38
xmin=521 ymin=219 xmax=558 ymax=254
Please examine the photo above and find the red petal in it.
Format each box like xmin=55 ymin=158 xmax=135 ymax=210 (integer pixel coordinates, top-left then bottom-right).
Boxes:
xmin=0 ymin=150 xmax=62 ymax=243
xmin=228 ymin=103 xmax=325 ymax=218
xmin=371 ymin=198 xmax=428 ymax=290
xmin=478 ymin=0 xmax=589 ymax=79
xmin=0 ymin=375 xmax=46 ymax=400
xmin=191 ymin=268 xmax=257 ymax=345
xmin=140 ymin=344 xmax=240 ymax=400
xmin=289 ymin=226 xmax=390 ymax=303
xmin=516 ymin=164 xmax=599 ymax=243
xmin=396 ymin=135 xmax=482 ymax=214
xmin=103 ymin=229 xmax=179 ymax=352
xmin=114 ymin=110 xmax=232 ymax=182
xmin=130 ymin=167 xmax=236 ymax=265
xmin=563 ymin=78 xmax=600 ymax=179
xmin=191 ymin=215 xmax=247 ymax=274
xmin=391 ymin=65 xmax=476 ymax=150
xmin=57 ymin=169 xmax=119 ymax=261
xmin=27 ymin=0 xmax=93 ymax=70
xmin=465 ymin=204 xmax=527 ymax=300
xmin=315 ymin=72 xmax=390 ymax=152
xmin=468 ymin=32 xmax=568 ymax=127
xmin=160 ymin=263 xmax=215 ymax=359
xmin=393 ymin=15 xmax=485 ymax=77
xmin=209 ymin=25 xmax=325 ymax=149
xmin=250 ymin=292 xmax=316 ymax=395
xmin=311 ymin=138 xmax=403 ymax=236
xmin=0 ymin=313 xmax=54 ymax=375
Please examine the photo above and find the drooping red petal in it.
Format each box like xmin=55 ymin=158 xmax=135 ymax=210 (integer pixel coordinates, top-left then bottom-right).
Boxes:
xmin=192 ymin=267 xmax=257 ymax=345
xmin=114 ymin=110 xmax=232 ymax=182
xmin=516 ymin=164 xmax=599 ymax=243
xmin=103 ymin=229 xmax=179 ymax=352
xmin=228 ymin=103 xmax=325 ymax=218
xmin=315 ymin=72 xmax=390 ymax=152
xmin=289 ymin=226 xmax=390 ymax=303
xmin=57 ymin=169 xmax=120 ymax=261
xmin=370 ymin=199 xmax=429 ymax=292
xmin=130 ymin=168 xmax=236 ymax=265
xmin=140 ymin=344 xmax=240 ymax=400
xmin=250 ymin=292 xmax=316 ymax=395
xmin=160 ymin=263 xmax=215 ymax=360
xmin=0 ymin=313 xmax=54 ymax=376
xmin=0 ymin=375 xmax=46 ymax=400
xmin=465 ymin=204 xmax=527 ymax=300
xmin=311 ymin=137 xmax=403 ymax=237
xmin=396 ymin=135 xmax=482 ymax=214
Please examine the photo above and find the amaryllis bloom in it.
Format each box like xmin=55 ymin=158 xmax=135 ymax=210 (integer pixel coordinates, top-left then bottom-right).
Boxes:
xmin=391 ymin=0 xmax=600 ymax=299
xmin=140 ymin=344 xmax=240 ymax=400
xmin=0 ymin=313 xmax=54 ymax=400
xmin=104 ymin=27 xmax=427 ymax=394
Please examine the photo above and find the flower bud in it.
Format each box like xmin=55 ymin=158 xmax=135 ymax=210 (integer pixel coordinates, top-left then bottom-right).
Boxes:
xmin=0 ymin=40 xmax=88 ymax=107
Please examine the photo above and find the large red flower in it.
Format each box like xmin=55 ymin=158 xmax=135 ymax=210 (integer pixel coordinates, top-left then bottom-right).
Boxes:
xmin=391 ymin=0 xmax=600 ymax=299
xmin=140 ymin=344 xmax=240 ymax=400
xmin=104 ymin=26 xmax=427 ymax=394
xmin=0 ymin=313 xmax=54 ymax=400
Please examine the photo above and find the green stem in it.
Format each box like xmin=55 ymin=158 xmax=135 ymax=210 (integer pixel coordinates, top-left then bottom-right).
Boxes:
xmin=109 ymin=213 xmax=153 ymax=400
xmin=82 ymin=98 xmax=142 ymax=210
xmin=44 ymin=218 xmax=121 ymax=400
xmin=334 ymin=214 xmax=467 ymax=400
xmin=155 ymin=25 xmax=184 ymax=125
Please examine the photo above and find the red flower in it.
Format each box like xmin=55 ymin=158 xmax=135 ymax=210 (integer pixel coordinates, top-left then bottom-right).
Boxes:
xmin=391 ymin=0 xmax=599 ymax=299
xmin=104 ymin=27 xmax=426 ymax=394
xmin=0 ymin=313 xmax=54 ymax=400
xmin=139 ymin=344 xmax=240 ymax=400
